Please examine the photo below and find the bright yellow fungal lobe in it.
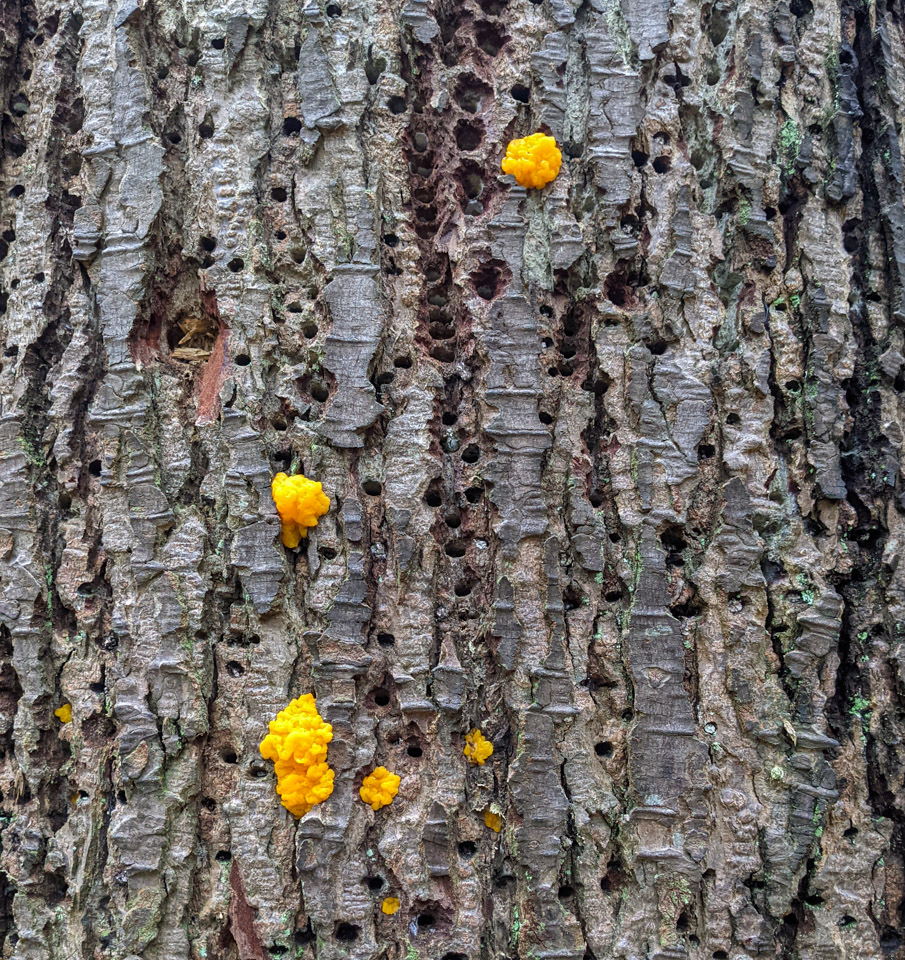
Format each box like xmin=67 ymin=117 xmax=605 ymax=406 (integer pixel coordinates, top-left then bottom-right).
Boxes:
xmin=501 ymin=133 xmax=562 ymax=189
xmin=381 ymin=897 xmax=401 ymax=915
xmin=271 ymin=472 xmax=331 ymax=548
xmin=55 ymin=704 xmax=72 ymax=724
xmin=259 ymin=693 xmax=335 ymax=818
xmin=359 ymin=766 xmax=401 ymax=810
xmin=484 ymin=809 xmax=502 ymax=832
xmin=464 ymin=729 xmax=493 ymax=765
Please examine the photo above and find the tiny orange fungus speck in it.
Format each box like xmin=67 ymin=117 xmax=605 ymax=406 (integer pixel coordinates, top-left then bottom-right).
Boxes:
xmin=271 ymin=472 xmax=330 ymax=548
xmin=55 ymin=704 xmax=72 ymax=724
xmin=359 ymin=766 xmax=400 ymax=810
xmin=501 ymin=132 xmax=562 ymax=189
xmin=259 ymin=693 xmax=334 ymax=818
xmin=381 ymin=897 xmax=401 ymax=915
xmin=464 ymin=729 xmax=493 ymax=765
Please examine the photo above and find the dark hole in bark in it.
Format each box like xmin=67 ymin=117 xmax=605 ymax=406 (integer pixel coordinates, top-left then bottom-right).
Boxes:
xmin=539 ymin=411 xmax=553 ymax=424
xmin=327 ymin=3 xmax=342 ymax=14
xmin=377 ymin=632 xmax=395 ymax=646
xmin=560 ymin=345 xmax=576 ymax=359
xmin=475 ymin=22 xmax=507 ymax=56
xmin=431 ymin=344 xmax=456 ymax=363
xmin=558 ymin=885 xmax=574 ymax=899
xmin=9 ymin=185 xmax=24 ymax=198
xmin=413 ymin=132 xmax=429 ymax=152
xmin=226 ymin=661 xmax=245 ymax=677
xmin=199 ymin=120 xmax=214 ymax=139
xmin=589 ymin=493 xmax=604 ymax=507
xmin=632 ymin=150 xmax=649 ymax=168
xmin=364 ymin=875 xmax=384 ymax=890
xmin=215 ymin=850 xmax=231 ymax=861
xmin=425 ymin=491 xmax=442 ymax=507
xmin=2 ymin=229 xmax=14 ymax=243
xmin=789 ymin=0 xmax=813 ymax=15
xmin=168 ymin=131 xmax=182 ymax=144
xmin=417 ymin=913 xmax=434 ymax=928
xmin=712 ymin=953 xmax=728 ymax=959
xmin=511 ymin=83 xmax=530 ymax=103
xmin=445 ymin=511 xmax=461 ymax=528
xmin=373 ymin=689 xmax=390 ymax=707
xmin=652 ymin=156 xmax=671 ymax=174
xmin=595 ymin=741 xmax=613 ymax=757
xmin=271 ymin=187 xmax=288 ymax=202
xmin=310 ymin=381 xmax=329 ymax=402
xmin=388 ymin=96 xmax=406 ymax=114
xmin=726 ymin=412 xmax=741 ymax=425
xmin=407 ymin=744 xmax=423 ymax=757
xmin=558 ymin=363 xmax=573 ymax=376
xmin=621 ymin=709 xmax=633 ymax=721
xmin=335 ymin=924 xmax=359 ymax=942
xmin=302 ymin=322 xmax=318 ymax=339
xmin=202 ymin=797 xmax=216 ymax=811
xmin=495 ymin=874 xmax=515 ymax=888
xmin=442 ymin=412 xmax=458 ymax=425
xmin=843 ymin=827 xmax=858 ymax=839
xmin=235 ymin=354 xmax=251 ymax=366
xmin=442 ymin=954 xmax=468 ymax=960
xmin=362 ymin=480 xmax=382 ymax=496
xmin=282 ymin=116 xmax=302 ymax=135
xmin=222 ymin=750 xmax=239 ymax=764
xmin=698 ymin=444 xmax=715 ymax=459
xmin=365 ymin=57 xmax=386 ymax=84
xmin=227 ymin=257 xmax=244 ymax=273
xmin=200 ymin=236 xmax=216 ymax=252
xmin=464 ymin=486 xmax=483 ymax=503
xmin=455 ymin=121 xmax=484 ymax=151
xmin=33 ymin=273 xmax=45 ymax=284
xmin=455 ymin=581 xmax=472 ymax=597
xmin=295 ymin=925 xmax=315 ymax=947
xmin=319 ymin=547 xmax=337 ymax=560
xmin=647 ymin=340 xmax=667 ymax=355
xmin=445 ymin=542 xmax=466 ymax=557
xmin=88 ymin=460 xmax=102 ymax=477
xmin=394 ymin=356 xmax=412 ymax=368
xmin=383 ymin=234 xmax=398 ymax=247
xmin=461 ymin=444 xmax=480 ymax=463
xmin=211 ymin=37 xmax=225 ymax=49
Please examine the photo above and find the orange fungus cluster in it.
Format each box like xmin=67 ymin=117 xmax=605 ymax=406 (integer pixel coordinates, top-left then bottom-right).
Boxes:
xmin=359 ymin=766 xmax=401 ymax=810
xmin=501 ymin=132 xmax=562 ymax=189
xmin=259 ymin=693 xmax=335 ymax=818
xmin=271 ymin=472 xmax=330 ymax=548
xmin=464 ymin=729 xmax=494 ymax=765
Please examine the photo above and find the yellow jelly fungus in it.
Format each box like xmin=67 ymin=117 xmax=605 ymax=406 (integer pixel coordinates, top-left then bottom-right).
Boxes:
xmin=501 ymin=132 xmax=562 ymax=189
xmin=381 ymin=897 xmax=401 ymax=915
xmin=464 ymin=729 xmax=494 ymax=766
xmin=55 ymin=704 xmax=72 ymax=724
xmin=359 ymin=766 xmax=401 ymax=811
xmin=484 ymin=809 xmax=503 ymax=833
xmin=259 ymin=693 xmax=335 ymax=818
xmin=271 ymin=472 xmax=331 ymax=548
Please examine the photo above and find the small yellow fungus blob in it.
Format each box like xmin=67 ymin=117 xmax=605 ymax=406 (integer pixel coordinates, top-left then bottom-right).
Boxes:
xmin=55 ymin=704 xmax=72 ymax=724
xmin=501 ymin=132 xmax=562 ymax=189
xmin=259 ymin=693 xmax=335 ymax=818
xmin=381 ymin=897 xmax=401 ymax=915
xmin=484 ymin=809 xmax=503 ymax=832
xmin=271 ymin=472 xmax=331 ymax=548
xmin=464 ymin=729 xmax=494 ymax=766
xmin=359 ymin=766 xmax=401 ymax=810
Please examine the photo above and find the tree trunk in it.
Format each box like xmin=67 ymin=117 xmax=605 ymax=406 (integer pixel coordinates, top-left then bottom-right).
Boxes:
xmin=1 ymin=0 xmax=903 ymax=957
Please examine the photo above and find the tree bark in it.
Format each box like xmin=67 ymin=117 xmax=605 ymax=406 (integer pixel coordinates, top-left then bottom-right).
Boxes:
xmin=1 ymin=0 xmax=903 ymax=958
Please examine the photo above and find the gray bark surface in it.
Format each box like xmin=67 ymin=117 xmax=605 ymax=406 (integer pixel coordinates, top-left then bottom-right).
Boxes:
xmin=0 ymin=0 xmax=903 ymax=958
